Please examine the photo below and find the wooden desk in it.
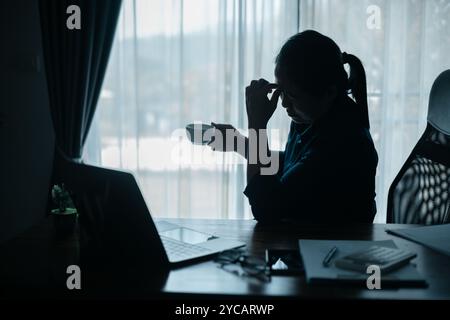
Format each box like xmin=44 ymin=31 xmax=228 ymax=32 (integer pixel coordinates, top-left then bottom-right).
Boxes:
xmin=1 ymin=217 xmax=449 ymax=299
xmin=161 ymin=219 xmax=450 ymax=300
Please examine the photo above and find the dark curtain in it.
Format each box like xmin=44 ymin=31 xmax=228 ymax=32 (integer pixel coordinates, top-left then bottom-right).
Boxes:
xmin=39 ymin=0 xmax=122 ymax=161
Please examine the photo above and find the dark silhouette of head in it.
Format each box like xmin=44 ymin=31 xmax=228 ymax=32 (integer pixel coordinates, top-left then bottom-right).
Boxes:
xmin=275 ymin=30 xmax=369 ymax=128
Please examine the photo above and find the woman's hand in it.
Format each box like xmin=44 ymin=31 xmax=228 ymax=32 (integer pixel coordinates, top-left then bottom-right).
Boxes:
xmin=246 ymin=79 xmax=281 ymax=129
xmin=208 ymin=122 xmax=248 ymax=157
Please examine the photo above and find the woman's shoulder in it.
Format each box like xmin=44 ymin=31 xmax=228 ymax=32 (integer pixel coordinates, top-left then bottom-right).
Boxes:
xmin=317 ymin=98 xmax=377 ymax=157
xmin=329 ymin=96 xmax=371 ymax=136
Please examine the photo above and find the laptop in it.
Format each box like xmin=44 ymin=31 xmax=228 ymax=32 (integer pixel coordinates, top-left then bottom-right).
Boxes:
xmin=62 ymin=161 xmax=245 ymax=268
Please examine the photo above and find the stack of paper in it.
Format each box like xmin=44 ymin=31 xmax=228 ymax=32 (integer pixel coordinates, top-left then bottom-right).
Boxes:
xmin=298 ymin=239 xmax=426 ymax=287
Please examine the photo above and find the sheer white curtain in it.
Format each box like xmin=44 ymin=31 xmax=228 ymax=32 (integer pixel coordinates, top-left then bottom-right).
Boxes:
xmin=300 ymin=0 xmax=450 ymax=222
xmin=84 ymin=0 xmax=298 ymax=219
xmin=86 ymin=0 xmax=450 ymax=222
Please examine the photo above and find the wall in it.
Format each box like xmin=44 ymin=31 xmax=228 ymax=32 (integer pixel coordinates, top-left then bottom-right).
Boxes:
xmin=0 ymin=0 xmax=54 ymax=243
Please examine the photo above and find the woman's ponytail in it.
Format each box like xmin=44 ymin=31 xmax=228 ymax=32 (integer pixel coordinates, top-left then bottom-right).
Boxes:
xmin=342 ymin=52 xmax=370 ymax=129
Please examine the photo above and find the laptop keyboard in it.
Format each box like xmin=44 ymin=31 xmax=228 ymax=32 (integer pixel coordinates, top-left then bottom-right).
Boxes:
xmin=160 ymin=235 xmax=212 ymax=260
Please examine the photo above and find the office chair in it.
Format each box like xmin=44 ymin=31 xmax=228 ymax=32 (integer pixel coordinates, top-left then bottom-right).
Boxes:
xmin=387 ymin=70 xmax=450 ymax=224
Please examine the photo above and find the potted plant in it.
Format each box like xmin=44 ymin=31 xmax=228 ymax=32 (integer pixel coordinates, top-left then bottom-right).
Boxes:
xmin=50 ymin=183 xmax=78 ymax=239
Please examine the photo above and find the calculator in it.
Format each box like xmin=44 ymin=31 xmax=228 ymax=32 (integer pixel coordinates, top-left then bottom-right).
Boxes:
xmin=334 ymin=246 xmax=417 ymax=273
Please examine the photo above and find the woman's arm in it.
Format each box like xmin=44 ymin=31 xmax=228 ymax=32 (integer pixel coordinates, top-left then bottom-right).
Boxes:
xmin=246 ymin=125 xmax=267 ymax=183
xmin=208 ymin=123 xmax=248 ymax=159
xmin=245 ymin=78 xmax=281 ymax=182
xmin=209 ymin=123 xmax=283 ymax=181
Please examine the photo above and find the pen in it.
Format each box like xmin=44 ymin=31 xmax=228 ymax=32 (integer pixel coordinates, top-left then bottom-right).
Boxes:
xmin=322 ymin=246 xmax=338 ymax=267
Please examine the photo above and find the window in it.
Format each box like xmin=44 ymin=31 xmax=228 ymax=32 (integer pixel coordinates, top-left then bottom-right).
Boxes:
xmin=85 ymin=0 xmax=450 ymax=222
xmin=300 ymin=0 xmax=450 ymax=222
xmin=84 ymin=0 xmax=299 ymax=219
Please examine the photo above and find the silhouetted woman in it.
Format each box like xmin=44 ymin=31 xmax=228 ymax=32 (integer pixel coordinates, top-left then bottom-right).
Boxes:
xmin=211 ymin=30 xmax=378 ymax=224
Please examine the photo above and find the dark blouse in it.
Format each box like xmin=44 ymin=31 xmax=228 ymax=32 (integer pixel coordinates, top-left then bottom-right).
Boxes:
xmin=244 ymin=96 xmax=378 ymax=224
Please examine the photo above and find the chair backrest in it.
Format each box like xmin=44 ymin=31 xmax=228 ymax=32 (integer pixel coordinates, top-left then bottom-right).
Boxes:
xmin=428 ymin=70 xmax=450 ymax=135
xmin=387 ymin=70 xmax=450 ymax=224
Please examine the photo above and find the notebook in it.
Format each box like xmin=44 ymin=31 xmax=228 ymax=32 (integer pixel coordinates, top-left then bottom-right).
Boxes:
xmin=387 ymin=223 xmax=450 ymax=257
xmin=298 ymin=239 xmax=427 ymax=287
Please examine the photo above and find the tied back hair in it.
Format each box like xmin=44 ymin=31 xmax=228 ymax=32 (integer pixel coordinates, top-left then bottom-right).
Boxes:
xmin=275 ymin=30 xmax=370 ymax=129
xmin=342 ymin=52 xmax=370 ymax=129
